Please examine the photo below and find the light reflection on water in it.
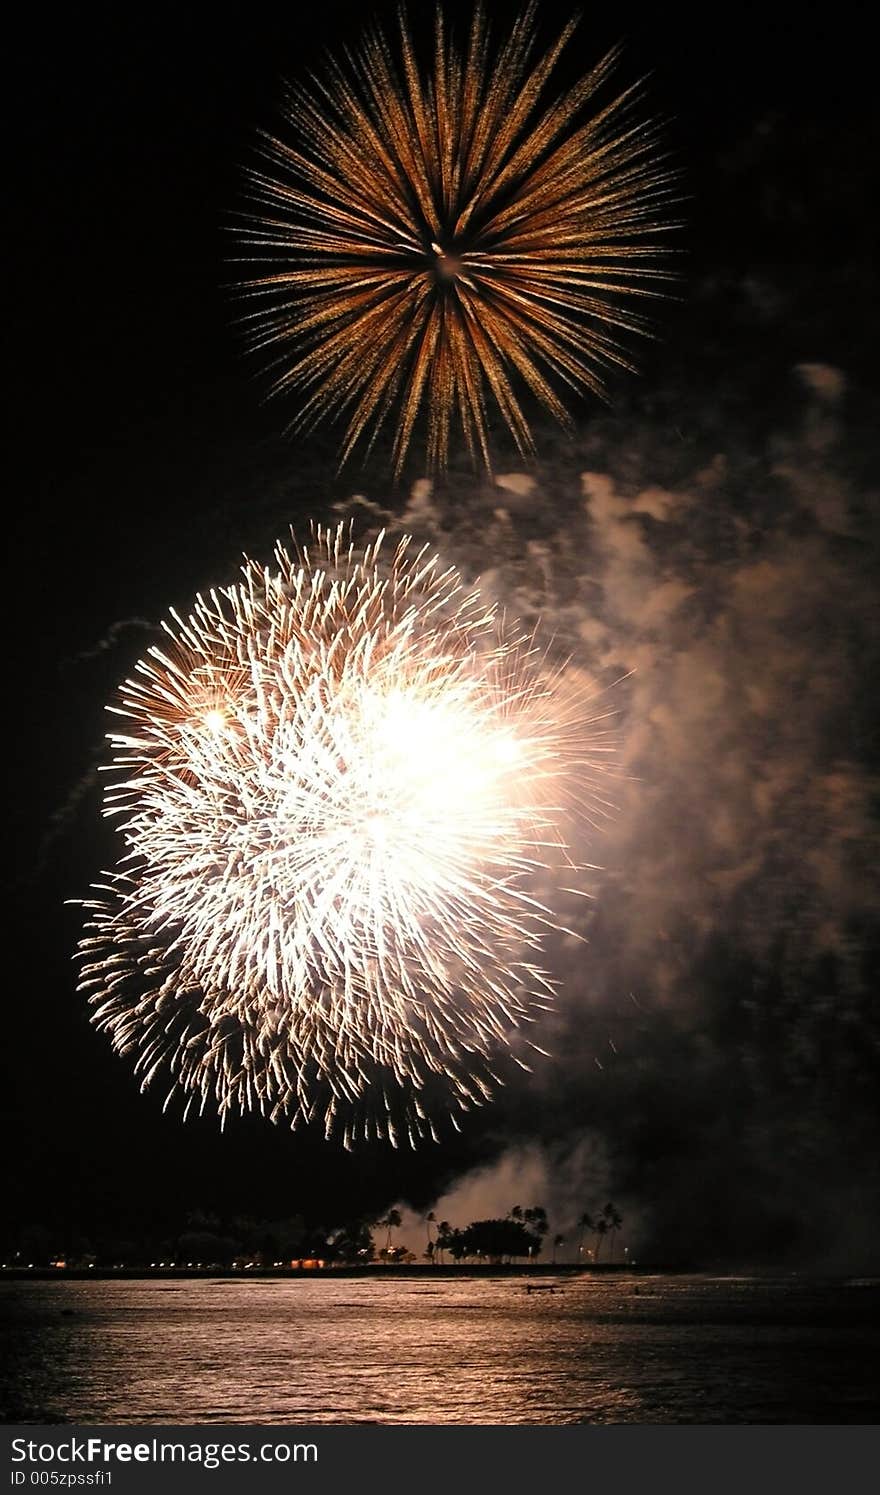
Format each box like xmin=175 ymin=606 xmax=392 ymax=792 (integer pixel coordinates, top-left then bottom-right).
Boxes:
xmin=1 ymin=1275 xmax=877 ymax=1424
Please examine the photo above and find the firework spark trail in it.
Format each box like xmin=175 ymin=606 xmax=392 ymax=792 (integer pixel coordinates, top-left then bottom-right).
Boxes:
xmin=77 ymin=525 xmax=614 ymax=1147
xmin=234 ymin=3 xmax=676 ymax=474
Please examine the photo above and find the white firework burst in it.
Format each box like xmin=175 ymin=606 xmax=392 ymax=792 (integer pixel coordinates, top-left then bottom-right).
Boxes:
xmin=77 ymin=524 xmax=611 ymax=1147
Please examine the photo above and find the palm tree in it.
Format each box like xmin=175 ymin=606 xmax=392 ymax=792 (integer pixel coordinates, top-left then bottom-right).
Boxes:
xmin=601 ymin=1203 xmax=623 ymax=1261
xmin=593 ymin=1217 xmax=609 ymax=1260
xmin=552 ymin=1233 xmax=565 ymax=1264
xmin=578 ymin=1211 xmax=594 ymax=1259
xmin=377 ymin=1208 xmax=402 ymax=1256
xmin=435 ymin=1221 xmax=453 ymax=1264
xmin=424 ymin=1211 xmax=436 ymax=1249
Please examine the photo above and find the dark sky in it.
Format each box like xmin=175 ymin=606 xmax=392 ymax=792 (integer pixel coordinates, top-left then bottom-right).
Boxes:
xmin=6 ymin=1 xmax=879 ymax=1266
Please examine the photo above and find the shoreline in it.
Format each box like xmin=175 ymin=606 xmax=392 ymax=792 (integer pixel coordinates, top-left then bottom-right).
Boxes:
xmin=0 ymin=1262 xmax=705 ymax=1281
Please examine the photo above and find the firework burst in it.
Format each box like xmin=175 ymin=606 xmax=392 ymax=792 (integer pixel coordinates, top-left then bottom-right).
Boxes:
xmin=235 ymin=3 xmax=675 ymax=473
xmin=77 ymin=525 xmax=612 ymax=1147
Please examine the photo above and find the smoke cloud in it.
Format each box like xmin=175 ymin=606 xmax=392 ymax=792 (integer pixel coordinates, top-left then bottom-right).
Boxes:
xmin=392 ymin=1136 xmax=642 ymax=1264
xmin=360 ymin=352 xmax=878 ymax=1270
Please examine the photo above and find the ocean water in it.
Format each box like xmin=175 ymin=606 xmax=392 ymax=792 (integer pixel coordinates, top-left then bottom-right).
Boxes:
xmin=1 ymin=1275 xmax=877 ymax=1425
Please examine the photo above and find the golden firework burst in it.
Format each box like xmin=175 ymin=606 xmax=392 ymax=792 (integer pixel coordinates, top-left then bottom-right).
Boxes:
xmin=235 ymin=3 xmax=676 ymax=473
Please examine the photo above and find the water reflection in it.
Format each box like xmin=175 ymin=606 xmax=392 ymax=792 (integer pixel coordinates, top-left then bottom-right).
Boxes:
xmin=1 ymin=1275 xmax=876 ymax=1424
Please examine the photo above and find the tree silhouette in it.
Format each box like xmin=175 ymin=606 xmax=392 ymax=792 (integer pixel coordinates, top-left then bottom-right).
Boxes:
xmin=435 ymin=1221 xmax=454 ymax=1264
xmin=601 ymin=1203 xmax=623 ymax=1261
xmin=327 ymin=1220 xmax=374 ymax=1264
xmin=523 ymin=1206 xmax=548 ymax=1239
xmin=447 ymin=1228 xmax=468 ymax=1262
xmin=459 ymin=1218 xmax=542 ymax=1263
xmin=375 ymin=1208 xmax=402 ymax=1257
xmin=552 ymin=1233 xmax=565 ymax=1264
xmin=578 ymin=1212 xmax=594 ymax=1259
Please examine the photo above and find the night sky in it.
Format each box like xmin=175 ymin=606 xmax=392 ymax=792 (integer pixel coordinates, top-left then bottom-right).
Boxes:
xmin=7 ymin=1 xmax=878 ymax=1268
